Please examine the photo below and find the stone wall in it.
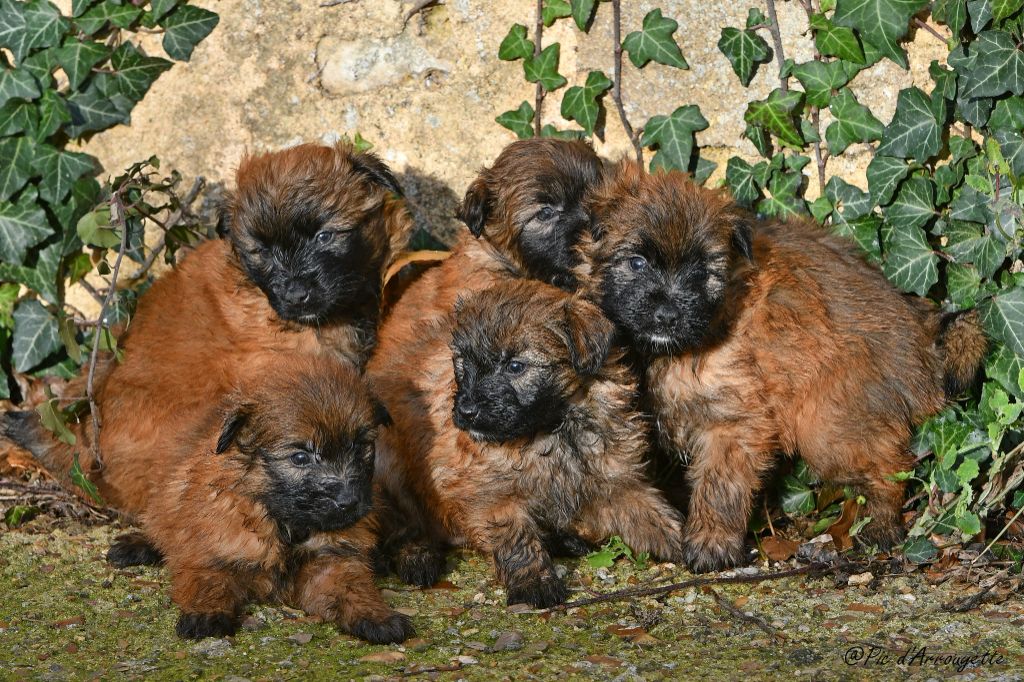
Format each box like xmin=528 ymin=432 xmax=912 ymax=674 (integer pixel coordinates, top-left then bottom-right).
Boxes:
xmin=78 ymin=0 xmax=949 ymax=243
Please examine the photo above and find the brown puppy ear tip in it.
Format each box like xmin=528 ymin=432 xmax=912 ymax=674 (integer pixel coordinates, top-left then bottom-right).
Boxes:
xmin=457 ymin=178 xmax=489 ymax=238
xmin=349 ymin=150 xmax=404 ymax=198
xmin=562 ymin=298 xmax=614 ymax=377
xmin=215 ymin=408 xmax=249 ymax=454
xmin=732 ymin=218 xmax=754 ymax=262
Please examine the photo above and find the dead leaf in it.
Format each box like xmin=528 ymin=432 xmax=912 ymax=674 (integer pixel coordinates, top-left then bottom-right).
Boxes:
xmin=584 ymin=655 xmax=622 ymax=667
xmin=51 ymin=616 xmax=84 ymax=628
xmin=826 ymin=499 xmax=861 ymax=552
xmin=359 ymin=651 xmax=406 ymax=663
xmin=428 ymin=580 xmax=458 ymax=591
xmin=761 ymin=536 xmax=799 ymax=561
xmin=845 ymin=603 xmax=884 ymax=614
xmin=287 ymin=632 xmax=313 ymax=644
xmin=733 ymin=596 xmax=749 ymax=608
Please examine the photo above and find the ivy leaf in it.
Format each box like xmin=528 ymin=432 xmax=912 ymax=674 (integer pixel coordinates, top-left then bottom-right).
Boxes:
xmin=947 ymin=263 xmax=982 ymax=307
xmin=69 ymin=454 xmax=103 ymax=504
xmin=36 ymin=397 xmax=75 ymax=445
xmin=0 ymin=193 xmax=49 ymax=264
xmin=994 ymin=128 xmax=1024 ymax=175
xmin=745 ymin=88 xmax=804 ymax=148
xmin=945 ymin=220 xmax=1005 ymax=278
xmin=834 ymin=213 xmax=882 ymax=262
xmin=760 ymin=169 xmax=805 ymax=219
xmin=883 ymin=224 xmax=938 ymax=295
xmin=570 ymin=0 xmax=596 ymax=30
xmin=622 ymin=9 xmax=688 ymax=70
xmin=987 ymin=344 xmax=1024 ymax=399
xmin=542 ymin=0 xmax=571 ymax=27
xmin=726 ymin=156 xmax=760 ymax=205
xmin=933 ymin=0 xmax=968 ymax=35
xmin=160 ymin=4 xmax=219 ymax=62
xmin=65 ymin=84 xmax=129 ymax=137
xmin=150 ymin=0 xmax=179 ymax=23
xmin=809 ymin=13 xmax=864 ymax=63
xmin=992 ymin=0 xmax=1024 ymax=22
xmin=54 ymin=38 xmax=109 ymax=91
xmin=0 ymin=0 xmax=66 ymax=63
xmin=885 ymin=177 xmax=936 ymax=230
xmin=833 ymin=0 xmax=929 ymax=68
xmin=35 ymin=89 xmax=70 ymax=141
xmin=12 ymin=299 xmax=60 ymax=372
xmin=641 ymin=105 xmax=708 ymax=172
xmin=961 ymin=31 xmax=1024 ymax=99
xmin=877 ymin=87 xmax=941 ymax=161
xmin=523 ymin=43 xmax=567 ymax=91
xmin=717 ymin=26 xmax=770 ymax=87
xmin=0 ymin=99 xmax=37 ymax=137
xmin=0 ymin=136 xmax=36 ymax=201
xmin=989 ymin=95 xmax=1024 ymax=129
xmin=496 ymin=101 xmax=535 ymax=139
xmin=498 ymin=24 xmax=533 ymax=61
xmin=75 ymin=1 xmax=142 ymax=35
xmin=744 ymin=124 xmax=771 ymax=157
xmin=33 ymin=145 xmax=96 ymax=205
xmin=107 ymin=43 xmax=172 ymax=102
xmin=76 ymin=206 xmax=120 ymax=248
xmin=826 ymin=88 xmax=884 ymax=154
xmin=826 ymin=176 xmax=872 ymax=220
xmin=903 ymin=536 xmax=937 ymax=563
xmin=0 ymin=68 xmax=41 ymax=108
xmin=539 ymin=124 xmax=585 ymax=140
xmin=781 ymin=474 xmax=815 ymax=515
xmin=560 ymin=70 xmax=611 ymax=136
xmin=979 ymin=287 xmax=1024 ymax=356
xmin=792 ymin=60 xmax=851 ymax=108
xmin=809 ymin=196 xmax=834 ymax=222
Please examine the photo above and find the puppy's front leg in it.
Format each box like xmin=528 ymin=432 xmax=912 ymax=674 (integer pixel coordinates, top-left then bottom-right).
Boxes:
xmin=169 ymin=565 xmax=248 ymax=639
xmin=289 ymin=548 xmax=414 ymax=644
xmin=575 ymin=482 xmax=685 ymax=563
xmin=473 ymin=502 xmax=567 ymax=608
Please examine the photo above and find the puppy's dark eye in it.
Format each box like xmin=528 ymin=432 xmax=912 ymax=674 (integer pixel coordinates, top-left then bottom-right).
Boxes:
xmin=534 ymin=207 xmax=556 ymax=222
xmin=315 ymin=230 xmax=334 ymax=246
xmin=506 ymin=359 xmax=526 ymax=375
xmin=629 ymin=256 xmax=648 ymax=272
xmin=290 ymin=452 xmax=311 ymax=466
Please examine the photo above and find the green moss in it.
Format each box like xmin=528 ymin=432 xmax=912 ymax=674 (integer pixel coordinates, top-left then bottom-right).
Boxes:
xmin=1 ymin=521 xmax=1021 ymax=680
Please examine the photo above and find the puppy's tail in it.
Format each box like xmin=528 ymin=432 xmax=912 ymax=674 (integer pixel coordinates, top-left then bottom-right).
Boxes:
xmin=937 ymin=309 xmax=988 ymax=398
xmin=1 ymin=409 xmax=77 ymax=484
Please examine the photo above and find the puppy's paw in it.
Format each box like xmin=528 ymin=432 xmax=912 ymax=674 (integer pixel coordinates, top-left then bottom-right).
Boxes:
xmin=545 ymin=530 xmax=593 ymax=558
xmin=505 ymin=574 xmax=569 ymax=609
xmin=107 ymin=533 xmax=163 ymax=567
xmin=856 ymin=520 xmax=906 ymax=553
xmin=175 ymin=612 xmax=238 ymax=639
xmin=682 ymin=530 xmax=746 ymax=573
xmin=348 ymin=611 xmax=415 ymax=644
xmin=396 ymin=543 xmax=447 ymax=588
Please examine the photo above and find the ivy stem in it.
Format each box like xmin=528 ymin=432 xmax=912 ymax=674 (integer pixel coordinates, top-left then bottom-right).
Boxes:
xmin=913 ymin=18 xmax=947 ymax=43
xmin=85 ymin=186 xmax=131 ymax=474
xmin=533 ymin=0 xmax=544 ymax=136
xmin=124 ymin=176 xmax=205 ymax=282
xmin=764 ymin=0 xmax=788 ymax=93
xmin=803 ymin=0 xmax=827 ymax=196
xmin=612 ymin=0 xmax=643 ymax=163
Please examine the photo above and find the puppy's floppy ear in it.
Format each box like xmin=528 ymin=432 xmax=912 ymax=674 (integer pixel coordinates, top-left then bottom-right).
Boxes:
xmin=350 ymin=150 xmax=404 ymax=197
xmin=731 ymin=217 xmax=754 ymax=262
xmin=559 ymin=297 xmax=615 ymax=377
xmin=215 ymin=193 xmax=235 ymax=238
xmin=371 ymin=399 xmax=393 ymax=428
xmin=457 ymin=177 xmax=490 ymax=238
xmin=587 ymin=159 xmax=643 ymax=241
xmin=216 ymin=407 xmax=250 ymax=454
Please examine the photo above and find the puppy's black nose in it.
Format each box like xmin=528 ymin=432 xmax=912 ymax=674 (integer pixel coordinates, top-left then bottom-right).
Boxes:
xmin=456 ymin=395 xmax=478 ymax=419
xmin=283 ymin=282 xmax=311 ymax=305
xmin=653 ymin=305 xmax=679 ymax=327
xmin=333 ymin=490 xmax=360 ymax=514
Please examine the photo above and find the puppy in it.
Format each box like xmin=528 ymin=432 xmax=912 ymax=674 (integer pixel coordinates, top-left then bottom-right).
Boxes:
xmin=369 ymin=279 xmax=683 ymax=607
xmin=103 ymin=356 xmax=411 ymax=643
xmin=382 ymin=139 xmax=602 ymax=331
xmin=4 ymin=142 xmax=412 ymax=514
xmin=581 ymin=161 xmax=988 ymax=572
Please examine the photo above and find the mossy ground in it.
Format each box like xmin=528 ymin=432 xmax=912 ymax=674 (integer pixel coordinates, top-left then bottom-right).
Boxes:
xmin=1 ymin=518 xmax=1022 ymax=681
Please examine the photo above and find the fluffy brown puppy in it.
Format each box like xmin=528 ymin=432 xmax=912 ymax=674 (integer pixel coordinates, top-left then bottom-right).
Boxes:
xmin=104 ymin=356 xmax=411 ymax=643
xmin=581 ymin=161 xmax=987 ymax=572
xmin=369 ymin=279 xmax=683 ymax=607
xmin=4 ymin=142 xmax=412 ymax=514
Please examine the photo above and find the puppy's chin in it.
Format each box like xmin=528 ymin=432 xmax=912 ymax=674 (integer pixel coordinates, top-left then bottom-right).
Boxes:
xmin=453 ymin=411 xmax=531 ymax=443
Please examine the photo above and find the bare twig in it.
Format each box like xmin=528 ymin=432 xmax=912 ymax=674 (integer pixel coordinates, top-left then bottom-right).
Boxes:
xmin=550 ymin=564 xmax=825 ymax=610
xmin=85 ymin=186 xmax=132 ymax=473
xmin=125 ymin=177 xmax=205 ymax=282
xmin=941 ymin=570 xmax=1014 ymax=613
xmin=77 ymin=279 xmax=104 ymax=305
xmin=320 ymin=0 xmax=355 ymax=6
xmin=914 ymin=18 xmax=947 ymax=43
xmin=612 ymin=0 xmax=643 ymax=163
xmin=533 ymin=0 xmax=544 ymax=136
xmin=706 ymin=587 xmax=785 ymax=640
xmin=402 ymin=0 xmax=440 ymax=28
xmin=764 ymin=0 xmax=789 ymax=93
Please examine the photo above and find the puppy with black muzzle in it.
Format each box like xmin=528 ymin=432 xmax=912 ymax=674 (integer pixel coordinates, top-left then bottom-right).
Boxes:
xmin=105 ymin=356 xmax=412 ymax=643
xmin=580 ymin=161 xmax=988 ymax=572
xmin=369 ymin=279 xmax=683 ymax=607
xmin=3 ymin=142 xmax=412 ymax=515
